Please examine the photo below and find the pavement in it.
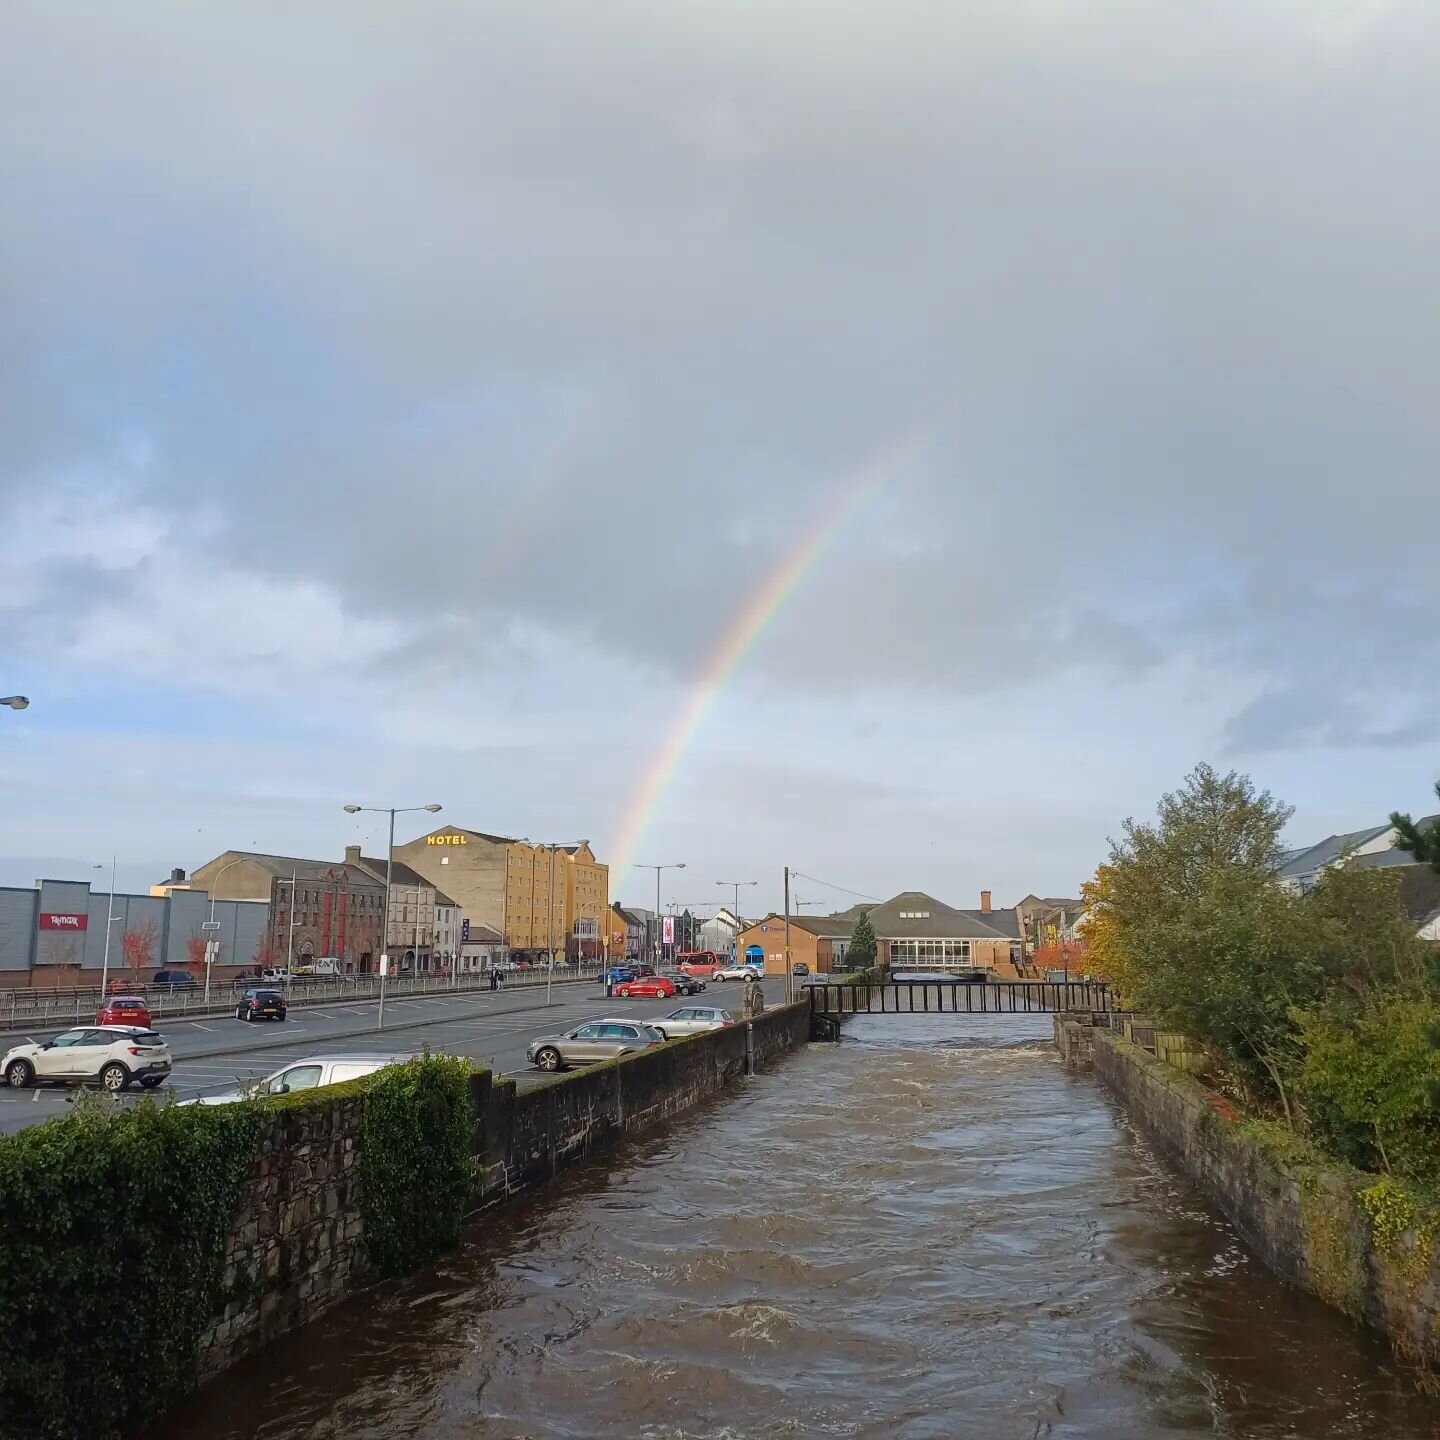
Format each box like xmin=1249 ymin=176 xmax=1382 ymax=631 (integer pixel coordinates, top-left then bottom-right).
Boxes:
xmin=0 ymin=976 xmax=798 ymax=1136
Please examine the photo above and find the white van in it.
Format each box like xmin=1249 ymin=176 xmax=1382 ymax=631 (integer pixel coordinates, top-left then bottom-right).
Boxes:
xmin=190 ymin=1052 xmax=414 ymax=1105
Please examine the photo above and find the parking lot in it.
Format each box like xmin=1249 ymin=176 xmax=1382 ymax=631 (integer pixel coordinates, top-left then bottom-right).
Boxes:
xmin=0 ymin=975 xmax=798 ymax=1134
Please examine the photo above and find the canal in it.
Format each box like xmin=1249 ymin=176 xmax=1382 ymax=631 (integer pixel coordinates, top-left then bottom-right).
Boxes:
xmin=150 ymin=1014 xmax=1439 ymax=1439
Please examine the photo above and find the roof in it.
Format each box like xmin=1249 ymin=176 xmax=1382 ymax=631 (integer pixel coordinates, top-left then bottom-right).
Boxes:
xmin=460 ymin=922 xmax=504 ymax=944
xmin=348 ymin=854 xmax=458 ymax=906
xmin=958 ymin=908 xmax=1021 ymax=939
xmin=1277 ymin=825 xmax=1392 ymax=879
xmin=1389 ymin=864 xmax=1440 ymax=931
xmin=196 ymin=851 xmax=383 ymax=889
xmin=863 ymin=892 xmax=1013 ymax=941
xmin=738 ymin=912 xmax=856 ymax=939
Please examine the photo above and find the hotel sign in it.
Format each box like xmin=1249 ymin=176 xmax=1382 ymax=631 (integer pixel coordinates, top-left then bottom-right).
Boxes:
xmin=426 ymin=834 xmax=467 ymax=846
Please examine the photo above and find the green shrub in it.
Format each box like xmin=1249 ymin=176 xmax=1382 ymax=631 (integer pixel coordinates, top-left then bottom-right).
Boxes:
xmin=0 ymin=1098 xmax=259 ymax=1440
xmin=1295 ymin=993 xmax=1440 ymax=1187
xmin=360 ymin=1052 xmax=476 ymax=1275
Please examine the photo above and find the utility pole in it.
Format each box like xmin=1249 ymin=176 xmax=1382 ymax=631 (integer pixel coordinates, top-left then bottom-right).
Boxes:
xmin=784 ymin=866 xmax=793 ymax=1003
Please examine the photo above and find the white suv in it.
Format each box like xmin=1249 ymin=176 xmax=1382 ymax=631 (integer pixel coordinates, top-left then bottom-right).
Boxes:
xmin=710 ymin=963 xmax=764 ymax=982
xmin=2 ymin=1026 xmax=173 ymax=1092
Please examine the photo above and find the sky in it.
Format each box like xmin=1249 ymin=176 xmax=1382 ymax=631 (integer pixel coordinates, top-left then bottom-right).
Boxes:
xmin=2 ymin=0 xmax=1439 ymax=915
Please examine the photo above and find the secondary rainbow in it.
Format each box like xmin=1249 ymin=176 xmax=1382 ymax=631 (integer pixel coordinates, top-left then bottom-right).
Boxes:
xmin=609 ymin=426 xmax=925 ymax=882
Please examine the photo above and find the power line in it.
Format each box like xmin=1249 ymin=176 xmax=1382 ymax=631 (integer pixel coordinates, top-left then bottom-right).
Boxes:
xmin=790 ymin=871 xmax=881 ymax=904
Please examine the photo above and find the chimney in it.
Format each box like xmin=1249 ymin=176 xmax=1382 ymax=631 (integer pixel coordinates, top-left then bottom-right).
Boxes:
xmin=980 ymin=890 xmax=992 ymax=914
xmin=170 ymin=867 xmax=186 ymax=885
xmin=344 ymin=844 xmax=361 ymax=865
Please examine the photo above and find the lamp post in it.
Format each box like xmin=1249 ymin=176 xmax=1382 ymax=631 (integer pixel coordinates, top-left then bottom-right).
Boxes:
xmin=633 ymin=863 xmax=685 ymax=967
xmin=1 ymin=696 xmax=29 ymax=711
xmin=343 ymin=802 xmax=442 ymax=1028
xmin=201 ymin=856 xmax=251 ymax=1004
xmin=90 ymin=859 xmax=122 ymax=997
xmin=715 ymin=880 xmax=757 ymax=960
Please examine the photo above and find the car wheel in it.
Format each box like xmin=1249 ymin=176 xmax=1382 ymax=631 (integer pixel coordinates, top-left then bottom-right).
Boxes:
xmin=535 ymin=1047 xmax=562 ymax=1072
xmin=713 ymin=973 xmax=725 ymax=982
xmin=617 ymin=987 xmax=631 ymax=998
xmin=235 ymin=1007 xmax=245 ymax=1021
xmin=5 ymin=1058 xmax=34 ymax=1088
xmin=139 ymin=1076 xmax=164 ymax=1089
xmin=99 ymin=1062 xmax=129 ymax=1092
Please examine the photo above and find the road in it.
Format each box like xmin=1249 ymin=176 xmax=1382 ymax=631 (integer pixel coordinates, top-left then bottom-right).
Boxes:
xmin=0 ymin=976 xmax=797 ymax=1135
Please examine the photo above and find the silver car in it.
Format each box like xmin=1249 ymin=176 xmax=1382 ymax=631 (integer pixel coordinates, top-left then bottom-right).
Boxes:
xmin=644 ymin=1006 xmax=735 ymax=1037
xmin=526 ymin=1020 xmax=666 ymax=1072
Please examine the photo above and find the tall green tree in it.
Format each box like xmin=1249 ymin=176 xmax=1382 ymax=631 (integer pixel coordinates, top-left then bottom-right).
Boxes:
xmin=1103 ymin=764 xmax=1311 ymax=1109
xmin=847 ymin=909 xmax=876 ymax=970
xmin=1391 ymin=781 xmax=1440 ymax=873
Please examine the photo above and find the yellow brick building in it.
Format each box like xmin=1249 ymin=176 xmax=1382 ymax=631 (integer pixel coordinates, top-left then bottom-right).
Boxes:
xmin=395 ymin=827 xmax=610 ymax=961
xmin=504 ymin=840 xmax=610 ymax=959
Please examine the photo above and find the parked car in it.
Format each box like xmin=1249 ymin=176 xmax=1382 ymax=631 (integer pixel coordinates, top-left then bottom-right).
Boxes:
xmin=235 ymin=987 xmax=287 ymax=1023
xmin=661 ymin=971 xmax=707 ymax=995
xmin=3 ymin=1026 xmax=172 ymax=1092
xmin=710 ymin=963 xmax=764 ymax=982
xmin=96 ymin=995 xmax=152 ymax=1028
xmin=646 ymin=1006 xmax=735 ymax=1036
xmin=791 ymin=962 xmax=811 ymax=977
xmin=597 ymin=967 xmax=638 ymax=985
xmin=191 ymin=1052 xmax=413 ymax=1105
xmin=526 ymin=1021 xmax=666 ymax=1072
xmin=151 ymin=970 xmax=198 ymax=993
xmin=614 ymin=975 xmax=677 ymax=1000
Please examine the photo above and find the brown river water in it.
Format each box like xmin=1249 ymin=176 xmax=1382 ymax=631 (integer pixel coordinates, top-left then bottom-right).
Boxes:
xmin=150 ymin=1014 xmax=1440 ymax=1439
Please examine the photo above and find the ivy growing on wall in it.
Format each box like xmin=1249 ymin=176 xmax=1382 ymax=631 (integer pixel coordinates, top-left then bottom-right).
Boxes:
xmin=360 ymin=1051 xmax=476 ymax=1276
xmin=0 ymin=1096 xmax=260 ymax=1440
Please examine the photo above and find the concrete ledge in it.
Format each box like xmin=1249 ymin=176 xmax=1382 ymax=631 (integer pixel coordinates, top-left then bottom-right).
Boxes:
xmin=1092 ymin=1028 xmax=1440 ymax=1369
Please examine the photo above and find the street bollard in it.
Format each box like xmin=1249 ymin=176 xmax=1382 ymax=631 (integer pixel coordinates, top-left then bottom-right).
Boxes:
xmin=744 ymin=1022 xmax=755 ymax=1076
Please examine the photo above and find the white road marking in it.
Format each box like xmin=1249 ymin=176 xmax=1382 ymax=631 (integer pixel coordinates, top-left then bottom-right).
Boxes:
xmin=190 ymin=1023 xmax=215 ymax=1032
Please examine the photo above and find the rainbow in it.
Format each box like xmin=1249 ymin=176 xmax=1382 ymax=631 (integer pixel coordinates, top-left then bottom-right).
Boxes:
xmin=608 ymin=425 xmax=926 ymax=886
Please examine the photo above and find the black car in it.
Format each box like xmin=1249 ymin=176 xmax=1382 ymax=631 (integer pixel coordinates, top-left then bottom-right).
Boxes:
xmin=235 ymin=987 xmax=287 ymax=1023
xmin=662 ymin=972 xmax=706 ymax=996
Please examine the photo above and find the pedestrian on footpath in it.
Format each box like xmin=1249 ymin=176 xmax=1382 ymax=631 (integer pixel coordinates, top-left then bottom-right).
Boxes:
xmin=488 ymin=968 xmax=497 ymax=992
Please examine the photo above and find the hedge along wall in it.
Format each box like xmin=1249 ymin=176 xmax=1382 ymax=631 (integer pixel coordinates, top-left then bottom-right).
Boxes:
xmin=0 ymin=1054 xmax=476 ymax=1440
xmin=0 ymin=1007 xmax=812 ymax=1439
xmin=1091 ymin=1027 xmax=1440 ymax=1370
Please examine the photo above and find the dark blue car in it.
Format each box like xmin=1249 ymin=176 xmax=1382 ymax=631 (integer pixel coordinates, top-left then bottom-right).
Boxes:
xmin=597 ymin=967 xmax=638 ymax=984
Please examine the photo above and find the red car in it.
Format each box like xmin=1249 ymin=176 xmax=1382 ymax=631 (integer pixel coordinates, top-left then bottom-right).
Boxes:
xmin=613 ymin=976 xmax=677 ymax=999
xmin=96 ymin=996 xmax=152 ymax=1028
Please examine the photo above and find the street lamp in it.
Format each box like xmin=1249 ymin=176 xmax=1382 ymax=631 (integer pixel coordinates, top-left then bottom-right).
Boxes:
xmin=634 ymin=863 xmax=685 ymax=966
xmin=343 ymin=802 xmax=442 ymax=1027
xmin=201 ymin=856 xmax=253 ymax=1004
xmin=90 ymin=859 xmax=122 ymax=996
xmin=1 ymin=696 xmax=28 ymax=711
xmin=715 ymin=880 xmax=757 ymax=959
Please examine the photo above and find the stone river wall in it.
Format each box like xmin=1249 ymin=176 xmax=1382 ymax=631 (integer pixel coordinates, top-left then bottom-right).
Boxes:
xmin=199 ymin=1001 xmax=811 ymax=1377
xmin=1058 ymin=1016 xmax=1440 ymax=1369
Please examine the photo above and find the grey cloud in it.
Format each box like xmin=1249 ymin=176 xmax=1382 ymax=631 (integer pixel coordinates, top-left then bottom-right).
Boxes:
xmin=3 ymin=0 xmax=1440 ymax=739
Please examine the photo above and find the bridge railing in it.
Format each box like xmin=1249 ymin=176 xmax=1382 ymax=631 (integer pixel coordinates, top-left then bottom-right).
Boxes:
xmin=808 ymin=979 xmax=1112 ymax=1017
